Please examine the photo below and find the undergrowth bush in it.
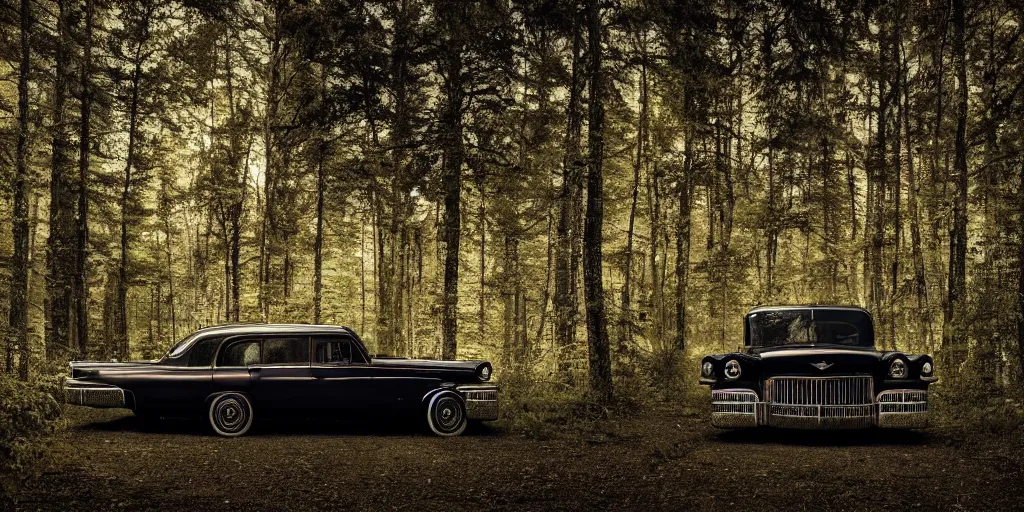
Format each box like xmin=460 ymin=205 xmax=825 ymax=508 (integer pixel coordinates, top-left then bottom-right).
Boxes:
xmin=498 ymin=348 xmax=706 ymax=438
xmin=0 ymin=374 xmax=64 ymax=476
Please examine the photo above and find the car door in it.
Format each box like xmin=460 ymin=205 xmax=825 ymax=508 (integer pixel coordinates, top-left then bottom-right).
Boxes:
xmin=249 ymin=336 xmax=314 ymax=411
xmin=310 ymin=335 xmax=375 ymax=413
xmin=212 ymin=337 xmax=261 ymax=398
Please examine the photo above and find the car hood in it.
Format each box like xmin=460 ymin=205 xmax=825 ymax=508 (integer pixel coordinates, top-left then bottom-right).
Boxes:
xmin=753 ymin=346 xmax=882 ymax=378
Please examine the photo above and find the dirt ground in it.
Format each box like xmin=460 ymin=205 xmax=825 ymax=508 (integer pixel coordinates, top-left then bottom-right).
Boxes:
xmin=7 ymin=405 xmax=1022 ymax=511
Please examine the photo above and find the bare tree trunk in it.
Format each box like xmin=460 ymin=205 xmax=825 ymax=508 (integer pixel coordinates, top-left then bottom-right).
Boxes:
xmin=313 ymin=143 xmax=326 ymax=324
xmin=648 ymin=161 xmax=662 ymax=347
xmin=75 ymin=0 xmax=95 ymax=358
xmin=535 ymin=211 xmax=554 ymax=346
xmin=117 ymin=32 xmax=147 ymax=360
xmin=903 ymin=35 xmax=927 ymax=312
xmin=1017 ymin=159 xmax=1024 ymax=378
xmin=48 ymin=0 xmax=76 ymax=358
xmin=163 ymin=218 xmax=177 ymax=339
xmin=555 ymin=15 xmax=585 ymax=369
xmin=439 ymin=1 xmax=465 ymax=360
xmin=945 ymin=0 xmax=969 ymax=360
xmin=584 ymin=0 xmax=611 ymax=403
xmin=621 ymin=42 xmax=647 ymax=350
xmin=677 ymin=90 xmax=694 ymax=352
xmin=8 ymin=0 xmax=31 ymax=379
xmin=479 ymin=178 xmax=486 ymax=346
xmin=361 ymin=212 xmax=367 ymax=334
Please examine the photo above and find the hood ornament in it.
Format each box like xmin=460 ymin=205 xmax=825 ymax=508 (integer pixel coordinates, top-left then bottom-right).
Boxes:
xmin=811 ymin=361 xmax=834 ymax=371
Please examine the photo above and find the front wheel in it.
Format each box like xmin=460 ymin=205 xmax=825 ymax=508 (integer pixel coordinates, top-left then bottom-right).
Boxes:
xmin=208 ymin=393 xmax=254 ymax=437
xmin=426 ymin=391 xmax=467 ymax=437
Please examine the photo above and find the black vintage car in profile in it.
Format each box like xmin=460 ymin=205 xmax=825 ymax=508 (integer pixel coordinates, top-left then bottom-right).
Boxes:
xmin=64 ymin=324 xmax=499 ymax=437
xmin=700 ymin=306 xmax=937 ymax=429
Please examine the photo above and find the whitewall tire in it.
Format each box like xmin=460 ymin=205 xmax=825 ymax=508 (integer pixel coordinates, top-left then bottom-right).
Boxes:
xmin=426 ymin=391 xmax=467 ymax=437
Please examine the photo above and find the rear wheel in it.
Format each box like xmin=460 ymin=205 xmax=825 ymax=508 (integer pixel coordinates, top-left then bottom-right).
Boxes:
xmin=208 ymin=393 xmax=253 ymax=437
xmin=426 ymin=391 xmax=467 ymax=437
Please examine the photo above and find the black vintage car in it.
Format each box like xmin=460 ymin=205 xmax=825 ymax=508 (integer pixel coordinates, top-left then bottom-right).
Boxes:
xmin=700 ymin=306 xmax=936 ymax=429
xmin=64 ymin=324 xmax=499 ymax=437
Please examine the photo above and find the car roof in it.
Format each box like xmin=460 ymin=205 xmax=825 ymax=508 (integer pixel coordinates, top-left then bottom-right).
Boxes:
xmin=165 ymin=323 xmax=363 ymax=360
xmin=191 ymin=323 xmax=356 ymax=338
xmin=745 ymin=305 xmax=871 ymax=316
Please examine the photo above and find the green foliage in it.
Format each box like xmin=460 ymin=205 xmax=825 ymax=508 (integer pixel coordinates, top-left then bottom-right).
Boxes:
xmin=0 ymin=375 xmax=64 ymax=475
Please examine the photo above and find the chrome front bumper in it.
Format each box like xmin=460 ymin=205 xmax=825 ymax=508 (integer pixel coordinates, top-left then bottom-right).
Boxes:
xmin=711 ymin=388 xmax=929 ymax=429
xmin=64 ymin=379 xmax=127 ymax=408
xmin=457 ymin=384 xmax=499 ymax=421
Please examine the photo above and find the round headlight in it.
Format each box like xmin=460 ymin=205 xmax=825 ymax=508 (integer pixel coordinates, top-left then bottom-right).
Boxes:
xmin=701 ymin=361 xmax=714 ymax=378
xmin=479 ymin=365 xmax=491 ymax=381
xmin=889 ymin=359 xmax=908 ymax=379
xmin=724 ymin=359 xmax=742 ymax=380
xmin=921 ymin=361 xmax=933 ymax=376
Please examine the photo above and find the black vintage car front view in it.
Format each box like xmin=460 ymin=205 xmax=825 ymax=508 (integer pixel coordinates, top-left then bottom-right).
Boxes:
xmin=700 ymin=306 xmax=937 ymax=429
xmin=63 ymin=324 xmax=499 ymax=437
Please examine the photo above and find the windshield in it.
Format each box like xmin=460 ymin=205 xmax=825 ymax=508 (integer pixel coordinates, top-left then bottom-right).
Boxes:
xmin=166 ymin=332 xmax=201 ymax=358
xmin=747 ymin=309 xmax=872 ymax=348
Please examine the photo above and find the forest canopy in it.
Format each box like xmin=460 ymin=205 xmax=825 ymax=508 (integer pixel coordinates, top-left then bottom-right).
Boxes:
xmin=1 ymin=0 xmax=1023 ymax=401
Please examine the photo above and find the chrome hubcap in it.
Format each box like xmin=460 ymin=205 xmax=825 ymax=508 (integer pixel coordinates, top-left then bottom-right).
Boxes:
xmin=214 ymin=396 xmax=248 ymax=432
xmin=433 ymin=396 xmax=463 ymax=432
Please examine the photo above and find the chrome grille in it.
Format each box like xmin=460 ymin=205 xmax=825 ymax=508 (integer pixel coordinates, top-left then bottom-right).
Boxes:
xmin=877 ymin=389 xmax=928 ymax=414
xmin=463 ymin=389 xmax=498 ymax=401
xmin=711 ymin=389 xmax=757 ymax=415
xmin=765 ymin=376 xmax=872 ymax=406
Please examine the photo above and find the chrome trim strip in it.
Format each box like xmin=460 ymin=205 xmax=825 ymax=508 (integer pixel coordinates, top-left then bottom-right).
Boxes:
xmin=456 ymin=384 xmax=499 ymax=421
xmin=876 ymin=389 xmax=929 ymax=428
xmin=63 ymin=380 xmax=127 ymax=409
xmin=711 ymin=389 xmax=759 ymax=428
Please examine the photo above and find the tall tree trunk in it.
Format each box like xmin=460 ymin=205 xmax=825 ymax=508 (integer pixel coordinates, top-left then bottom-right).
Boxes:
xmin=648 ymin=162 xmax=662 ymax=347
xmin=8 ymin=0 xmax=31 ymax=379
xmin=535 ymin=211 xmax=554 ymax=346
xmin=903 ymin=36 xmax=927 ymax=312
xmin=48 ymin=0 xmax=76 ymax=358
xmin=583 ymin=0 xmax=611 ymax=403
xmin=260 ymin=7 xmax=284 ymax=322
xmin=1017 ymin=159 xmax=1024 ymax=378
xmin=677 ymin=90 xmax=694 ymax=352
xmin=117 ymin=39 xmax=146 ymax=360
xmin=313 ymin=143 xmax=326 ymax=324
xmin=870 ymin=20 xmax=889 ymax=332
xmin=555 ymin=15 xmax=585 ymax=367
xmin=439 ymin=1 xmax=465 ymax=360
xmin=945 ymin=0 xmax=969 ymax=359
xmin=621 ymin=44 xmax=647 ymax=350
xmin=479 ymin=178 xmax=486 ymax=346
xmin=75 ymin=0 xmax=95 ymax=358
xmin=361 ymin=214 xmax=367 ymax=334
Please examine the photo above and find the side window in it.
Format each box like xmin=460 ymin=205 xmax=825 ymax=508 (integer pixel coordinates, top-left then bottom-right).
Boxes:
xmin=186 ymin=337 xmax=221 ymax=367
xmin=313 ymin=337 xmax=366 ymax=364
xmin=263 ymin=337 xmax=310 ymax=365
xmin=219 ymin=340 xmax=261 ymax=367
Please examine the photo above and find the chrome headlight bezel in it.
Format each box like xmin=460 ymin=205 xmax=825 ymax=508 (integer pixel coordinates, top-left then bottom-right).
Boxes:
xmin=921 ymin=361 xmax=933 ymax=377
xmin=889 ymin=358 xmax=908 ymax=379
xmin=701 ymin=361 xmax=714 ymax=378
xmin=724 ymin=359 xmax=742 ymax=381
xmin=479 ymin=365 xmax=492 ymax=382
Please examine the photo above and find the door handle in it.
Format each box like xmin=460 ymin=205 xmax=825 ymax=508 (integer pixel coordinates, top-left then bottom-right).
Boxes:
xmin=247 ymin=367 xmax=261 ymax=379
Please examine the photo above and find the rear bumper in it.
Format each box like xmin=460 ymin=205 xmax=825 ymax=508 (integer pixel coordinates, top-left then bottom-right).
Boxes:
xmin=64 ymin=379 xmax=127 ymax=409
xmin=456 ymin=384 xmax=499 ymax=421
xmin=711 ymin=388 xmax=929 ymax=429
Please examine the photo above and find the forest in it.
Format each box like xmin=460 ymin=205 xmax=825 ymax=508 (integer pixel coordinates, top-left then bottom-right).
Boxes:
xmin=1 ymin=0 xmax=1024 ymax=420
